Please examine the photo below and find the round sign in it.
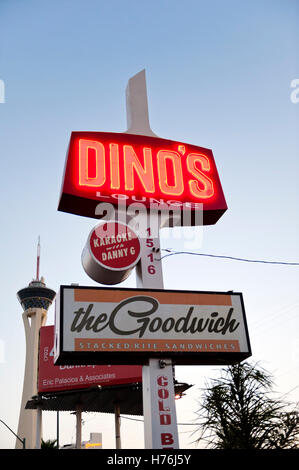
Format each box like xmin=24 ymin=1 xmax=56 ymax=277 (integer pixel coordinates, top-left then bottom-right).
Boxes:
xmin=82 ymin=220 xmax=141 ymax=285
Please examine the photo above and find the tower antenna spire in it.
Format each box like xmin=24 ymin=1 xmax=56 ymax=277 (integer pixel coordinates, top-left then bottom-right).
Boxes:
xmin=36 ymin=236 xmax=40 ymax=281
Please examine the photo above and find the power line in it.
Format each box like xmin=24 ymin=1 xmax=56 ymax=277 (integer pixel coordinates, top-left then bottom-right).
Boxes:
xmin=121 ymin=415 xmax=197 ymax=426
xmin=159 ymin=249 xmax=299 ymax=266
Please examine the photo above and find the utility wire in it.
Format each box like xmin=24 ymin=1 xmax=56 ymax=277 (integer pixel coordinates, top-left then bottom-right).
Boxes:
xmin=159 ymin=249 xmax=299 ymax=266
xmin=121 ymin=415 xmax=197 ymax=426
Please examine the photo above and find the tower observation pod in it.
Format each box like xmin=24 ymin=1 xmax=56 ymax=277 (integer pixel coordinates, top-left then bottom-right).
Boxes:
xmin=17 ymin=278 xmax=56 ymax=311
xmin=15 ymin=239 xmax=56 ymax=449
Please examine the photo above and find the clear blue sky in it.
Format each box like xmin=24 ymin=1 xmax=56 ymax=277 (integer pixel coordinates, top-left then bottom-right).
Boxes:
xmin=0 ymin=0 xmax=298 ymax=449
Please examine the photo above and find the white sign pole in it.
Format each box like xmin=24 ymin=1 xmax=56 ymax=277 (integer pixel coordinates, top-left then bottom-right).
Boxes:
xmin=124 ymin=70 xmax=179 ymax=449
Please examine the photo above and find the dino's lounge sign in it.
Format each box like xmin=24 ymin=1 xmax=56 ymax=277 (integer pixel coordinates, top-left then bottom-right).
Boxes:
xmin=58 ymin=132 xmax=227 ymax=225
xmin=54 ymin=286 xmax=251 ymax=366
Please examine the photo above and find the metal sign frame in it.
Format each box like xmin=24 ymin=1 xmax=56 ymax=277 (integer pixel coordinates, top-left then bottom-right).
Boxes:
xmin=54 ymin=285 xmax=251 ymax=366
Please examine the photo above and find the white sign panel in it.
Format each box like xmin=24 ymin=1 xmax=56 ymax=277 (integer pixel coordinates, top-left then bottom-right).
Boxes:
xmin=54 ymin=286 xmax=251 ymax=366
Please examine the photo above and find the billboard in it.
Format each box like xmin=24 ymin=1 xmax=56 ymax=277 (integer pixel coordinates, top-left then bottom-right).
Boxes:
xmin=38 ymin=325 xmax=142 ymax=393
xmin=54 ymin=286 xmax=251 ymax=366
xmin=58 ymin=132 xmax=227 ymax=226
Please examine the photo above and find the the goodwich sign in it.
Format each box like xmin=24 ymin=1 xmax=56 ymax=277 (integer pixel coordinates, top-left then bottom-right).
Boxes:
xmin=54 ymin=286 xmax=251 ymax=366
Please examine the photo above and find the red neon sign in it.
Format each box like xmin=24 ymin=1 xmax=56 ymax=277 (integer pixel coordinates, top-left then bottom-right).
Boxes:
xmin=58 ymin=132 xmax=227 ymax=225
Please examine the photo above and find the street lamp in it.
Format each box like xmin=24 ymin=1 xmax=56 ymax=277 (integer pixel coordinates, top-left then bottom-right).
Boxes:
xmin=0 ymin=419 xmax=26 ymax=449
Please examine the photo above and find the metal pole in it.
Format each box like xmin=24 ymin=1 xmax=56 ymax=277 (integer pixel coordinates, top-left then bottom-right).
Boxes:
xmin=57 ymin=411 xmax=59 ymax=449
xmin=76 ymin=407 xmax=82 ymax=449
xmin=114 ymin=402 xmax=121 ymax=449
xmin=0 ymin=419 xmax=26 ymax=449
xmin=35 ymin=405 xmax=42 ymax=449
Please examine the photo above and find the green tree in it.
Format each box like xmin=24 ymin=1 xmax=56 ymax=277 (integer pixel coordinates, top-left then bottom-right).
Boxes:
xmin=194 ymin=361 xmax=299 ymax=449
xmin=41 ymin=438 xmax=58 ymax=449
